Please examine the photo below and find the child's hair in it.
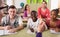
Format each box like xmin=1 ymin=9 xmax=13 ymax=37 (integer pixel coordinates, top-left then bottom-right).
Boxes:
xmin=51 ymin=9 xmax=58 ymax=16
xmin=31 ymin=10 xmax=37 ymax=17
xmin=24 ymin=4 xmax=29 ymax=11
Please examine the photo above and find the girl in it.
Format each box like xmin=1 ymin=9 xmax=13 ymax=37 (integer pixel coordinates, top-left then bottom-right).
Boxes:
xmin=24 ymin=4 xmax=30 ymax=18
xmin=46 ymin=9 xmax=60 ymax=34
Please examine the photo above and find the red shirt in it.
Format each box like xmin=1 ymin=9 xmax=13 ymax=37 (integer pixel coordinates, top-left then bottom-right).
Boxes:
xmin=46 ymin=19 xmax=60 ymax=28
xmin=38 ymin=7 xmax=50 ymax=19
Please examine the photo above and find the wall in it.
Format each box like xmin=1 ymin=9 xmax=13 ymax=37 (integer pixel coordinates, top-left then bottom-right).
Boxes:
xmin=58 ymin=0 xmax=60 ymax=8
xmin=14 ymin=0 xmax=26 ymax=8
xmin=6 ymin=0 xmax=59 ymax=11
xmin=6 ymin=0 xmax=13 ymax=6
xmin=50 ymin=0 xmax=58 ymax=10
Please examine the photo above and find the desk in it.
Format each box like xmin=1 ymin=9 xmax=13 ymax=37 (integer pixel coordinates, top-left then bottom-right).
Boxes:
xmin=0 ymin=28 xmax=60 ymax=37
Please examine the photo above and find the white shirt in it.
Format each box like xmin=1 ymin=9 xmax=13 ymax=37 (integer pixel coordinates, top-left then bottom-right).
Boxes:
xmin=27 ymin=18 xmax=40 ymax=32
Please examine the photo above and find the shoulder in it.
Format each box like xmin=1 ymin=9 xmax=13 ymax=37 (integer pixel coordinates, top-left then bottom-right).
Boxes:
xmin=2 ymin=15 xmax=9 ymax=20
xmin=46 ymin=8 xmax=50 ymax=11
xmin=16 ymin=15 xmax=22 ymax=21
xmin=38 ymin=7 xmax=41 ymax=10
xmin=56 ymin=19 xmax=60 ymax=23
xmin=28 ymin=18 xmax=32 ymax=21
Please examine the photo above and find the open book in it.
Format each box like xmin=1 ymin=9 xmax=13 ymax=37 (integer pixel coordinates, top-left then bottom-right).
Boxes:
xmin=0 ymin=30 xmax=17 ymax=35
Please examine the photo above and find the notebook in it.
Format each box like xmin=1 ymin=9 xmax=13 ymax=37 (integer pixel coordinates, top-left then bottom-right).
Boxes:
xmin=0 ymin=30 xmax=17 ymax=35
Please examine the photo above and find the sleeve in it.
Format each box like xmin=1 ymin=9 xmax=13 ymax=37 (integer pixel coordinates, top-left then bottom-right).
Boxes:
xmin=46 ymin=8 xmax=50 ymax=19
xmin=27 ymin=18 xmax=31 ymax=29
xmin=1 ymin=17 xmax=6 ymax=26
xmin=18 ymin=17 xmax=23 ymax=26
xmin=38 ymin=8 xmax=41 ymax=18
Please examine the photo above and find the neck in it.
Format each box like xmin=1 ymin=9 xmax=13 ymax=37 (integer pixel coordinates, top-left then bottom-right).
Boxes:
xmin=51 ymin=18 xmax=57 ymax=21
xmin=42 ymin=7 xmax=47 ymax=9
xmin=10 ymin=16 xmax=15 ymax=19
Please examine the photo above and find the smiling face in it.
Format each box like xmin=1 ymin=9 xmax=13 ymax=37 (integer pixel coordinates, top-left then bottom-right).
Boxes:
xmin=8 ymin=8 xmax=16 ymax=18
xmin=8 ymin=5 xmax=16 ymax=18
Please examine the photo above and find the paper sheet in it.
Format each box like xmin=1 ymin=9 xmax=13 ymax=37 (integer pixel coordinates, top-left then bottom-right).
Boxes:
xmin=50 ymin=29 xmax=60 ymax=34
xmin=0 ymin=30 xmax=16 ymax=35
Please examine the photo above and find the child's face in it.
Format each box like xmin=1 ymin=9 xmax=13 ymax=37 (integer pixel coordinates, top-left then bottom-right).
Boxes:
xmin=26 ymin=6 xmax=30 ymax=10
xmin=31 ymin=12 xmax=37 ymax=20
xmin=51 ymin=11 xmax=57 ymax=19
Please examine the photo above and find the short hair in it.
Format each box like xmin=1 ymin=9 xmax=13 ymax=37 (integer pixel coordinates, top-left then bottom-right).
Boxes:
xmin=31 ymin=10 xmax=37 ymax=17
xmin=8 ymin=5 xmax=16 ymax=10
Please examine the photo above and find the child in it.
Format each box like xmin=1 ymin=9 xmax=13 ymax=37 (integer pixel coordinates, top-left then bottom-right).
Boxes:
xmin=46 ymin=9 xmax=60 ymax=34
xmin=27 ymin=10 xmax=47 ymax=35
xmin=0 ymin=5 xmax=23 ymax=33
xmin=24 ymin=4 xmax=31 ymax=18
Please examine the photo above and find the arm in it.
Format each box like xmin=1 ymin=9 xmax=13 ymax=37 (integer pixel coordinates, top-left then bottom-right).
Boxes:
xmin=27 ymin=19 xmax=30 ymax=29
xmin=14 ymin=17 xmax=24 ymax=31
xmin=46 ymin=8 xmax=50 ymax=19
xmin=27 ymin=18 xmax=34 ymax=32
xmin=12 ymin=24 xmax=23 ymax=32
xmin=0 ymin=17 xmax=5 ymax=30
xmin=38 ymin=8 xmax=41 ymax=18
xmin=9 ymin=17 xmax=24 ymax=32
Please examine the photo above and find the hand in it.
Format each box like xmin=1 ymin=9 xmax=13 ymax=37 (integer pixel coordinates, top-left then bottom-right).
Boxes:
xmin=37 ymin=22 xmax=45 ymax=32
xmin=30 ymin=28 xmax=34 ymax=32
xmin=4 ymin=26 xmax=12 ymax=30
xmin=8 ymin=29 xmax=16 ymax=33
xmin=55 ymin=28 xmax=60 ymax=32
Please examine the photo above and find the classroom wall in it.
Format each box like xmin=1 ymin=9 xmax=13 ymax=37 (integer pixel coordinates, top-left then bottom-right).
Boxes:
xmin=6 ymin=0 xmax=59 ymax=10
xmin=6 ymin=0 xmax=13 ymax=6
xmin=13 ymin=0 xmax=51 ymax=11
xmin=14 ymin=0 xmax=26 ymax=8
xmin=50 ymin=0 xmax=58 ymax=10
xmin=58 ymin=0 xmax=60 ymax=8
